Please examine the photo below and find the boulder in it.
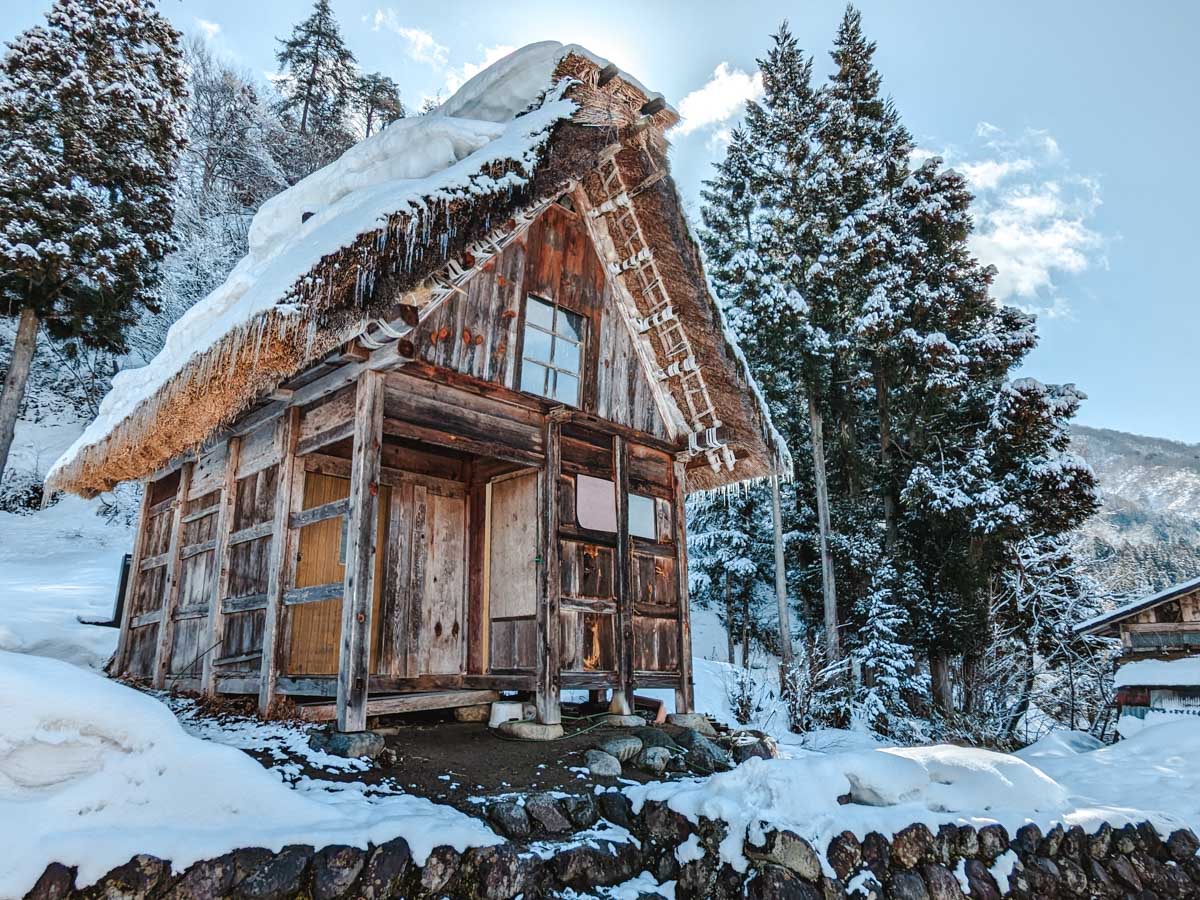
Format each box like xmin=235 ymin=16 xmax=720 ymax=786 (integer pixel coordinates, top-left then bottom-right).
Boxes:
xmin=308 ymin=729 xmax=385 ymax=760
xmin=597 ymin=791 xmax=637 ymax=829
xmin=603 ymin=714 xmax=646 ymax=727
xmin=674 ymin=728 xmax=732 ymax=773
xmin=525 ymin=793 xmax=572 ymax=833
xmin=667 ymin=713 xmax=719 ymax=737
xmin=25 ymin=863 xmax=75 ymax=900
xmin=886 ymin=870 xmax=929 ymax=900
xmin=586 ymin=748 xmax=623 ymax=778
xmin=748 ymin=830 xmax=822 ymax=883
xmin=891 ymin=824 xmax=934 ymax=869
xmin=636 ymin=745 xmax=672 ymax=776
xmin=826 ymin=831 xmax=862 ymax=881
xmin=860 ymin=832 xmax=891 ymax=880
xmin=167 ymin=850 xmax=272 ymax=900
xmin=922 ymin=863 xmax=965 ymax=900
xmin=92 ymin=855 xmax=172 ymax=900
xmin=598 ymin=735 xmax=644 ymax=761
xmin=418 ymin=845 xmax=460 ymax=895
xmin=357 ymin=837 xmax=411 ymax=899
xmin=463 ymin=844 xmax=536 ymax=900
xmin=962 ymin=859 xmax=1001 ymax=900
xmin=235 ymin=845 xmax=312 ymax=900
xmin=977 ymin=825 xmax=1009 ymax=862
xmin=453 ymin=703 xmax=492 ymax=723
xmin=1167 ymin=828 xmax=1200 ymax=863
xmin=746 ymin=865 xmax=823 ymax=900
xmin=310 ymin=845 xmax=365 ymax=900
xmin=632 ymin=727 xmax=684 ymax=751
xmin=1088 ymin=823 xmax=1113 ymax=860
xmin=729 ymin=731 xmax=779 ymax=763
xmin=562 ymin=793 xmax=599 ymax=828
xmin=551 ymin=839 xmax=640 ymax=888
xmin=1108 ymin=855 xmax=1143 ymax=892
xmin=642 ymin=800 xmax=692 ymax=847
xmin=487 ymin=800 xmax=532 ymax=840
xmin=497 ymin=720 xmax=564 ymax=741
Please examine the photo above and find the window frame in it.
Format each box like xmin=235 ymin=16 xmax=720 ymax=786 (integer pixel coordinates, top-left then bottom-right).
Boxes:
xmin=519 ymin=295 xmax=585 ymax=406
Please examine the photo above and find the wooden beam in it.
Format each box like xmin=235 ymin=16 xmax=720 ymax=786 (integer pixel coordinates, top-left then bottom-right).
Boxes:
xmin=257 ymin=408 xmax=301 ymax=716
xmin=337 ymin=370 xmax=385 ymax=732
xmin=152 ymin=462 xmax=194 ymax=689
xmin=114 ymin=481 xmax=152 ymax=675
xmin=201 ymin=436 xmax=242 ymax=695
xmin=534 ymin=416 xmax=563 ymax=726
xmin=298 ymin=689 xmax=502 ymax=724
xmin=613 ymin=435 xmax=634 ymax=714
xmin=673 ymin=457 xmax=695 ymax=714
xmin=283 ymin=582 xmax=343 ymax=606
xmin=288 ymin=497 xmax=349 ymax=529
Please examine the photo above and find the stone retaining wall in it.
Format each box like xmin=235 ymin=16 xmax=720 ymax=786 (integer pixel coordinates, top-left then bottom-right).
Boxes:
xmin=25 ymin=792 xmax=1200 ymax=899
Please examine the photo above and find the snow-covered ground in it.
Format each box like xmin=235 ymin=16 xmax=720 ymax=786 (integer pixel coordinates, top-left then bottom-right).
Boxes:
xmin=2 ymin=499 xmax=1200 ymax=896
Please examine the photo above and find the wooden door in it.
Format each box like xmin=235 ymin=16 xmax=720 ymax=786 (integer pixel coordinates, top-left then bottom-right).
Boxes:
xmin=486 ymin=469 xmax=539 ymax=671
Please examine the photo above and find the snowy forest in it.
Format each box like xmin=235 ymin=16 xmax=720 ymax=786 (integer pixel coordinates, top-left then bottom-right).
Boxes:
xmin=0 ymin=0 xmax=1126 ymax=747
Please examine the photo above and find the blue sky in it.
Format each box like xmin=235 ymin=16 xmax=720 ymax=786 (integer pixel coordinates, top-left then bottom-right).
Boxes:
xmin=5 ymin=1 xmax=1198 ymax=442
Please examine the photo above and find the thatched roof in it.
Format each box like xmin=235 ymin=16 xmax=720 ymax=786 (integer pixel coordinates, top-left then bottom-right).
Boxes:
xmin=48 ymin=43 xmax=789 ymax=497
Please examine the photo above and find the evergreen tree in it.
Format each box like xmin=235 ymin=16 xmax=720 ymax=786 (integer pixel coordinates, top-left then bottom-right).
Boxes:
xmin=0 ymin=0 xmax=187 ymax=478
xmin=356 ymin=72 xmax=404 ymax=138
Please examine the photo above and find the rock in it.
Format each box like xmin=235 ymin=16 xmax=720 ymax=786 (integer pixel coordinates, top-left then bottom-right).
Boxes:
xmin=845 ymin=871 xmax=883 ymax=900
xmin=586 ymin=748 xmax=623 ymax=777
xmin=1109 ymin=855 xmax=1143 ymax=891
xmin=1060 ymin=825 xmax=1086 ymax=862
xmin=729 ymin=731 xmax=778 ymax=763
xmin=418 ymin=845 xmax=460 ymax=895
xmin=1167 ymin=828 xmax=1200 ymax=863
xmin=562 ymin=793 xmax=599 ymax=828
xmin=922 ymin=863 xmax=965 ymax=900
xmin=25 ymin=863 xmax=75 ymax=900
xmin=891 ymin=823 xmax=934 ymax=869
xmin=977 ymin=824 xmax=1009 ymax=862
xmin=464 ymin=844 xmax=535 ymax=900
xmin=598 ymin=791 xmax=636 ymax=829
xmin=819 ymin=874 xmax=848 ymax=900
xmin=962 ymin=859 xmax=1001 ymax=900
xmin=887 ymin=869 xmax=930 ymax=900
xmin=1027 ymin=856 xmax=1060 ymax=894
xmin=1038 ymin=824 xmax=1065 ymax=858
xmin=525 ymin=792 xmax=572 ymax=833
xmin=167 ymin=851 xmax=259 ymax=900
xmin=748 ymin=830 xmax=822 ymax=883
xmin=310 ymin=845 xmax=365 ymax=900
xmin=92 ymin=854 xmax=171 ymax=900
xmin=860 ymin=832 xmax=891 ymax=880
xmin=598 ymin=735 xmax=644 ymax=761
xmin=827 ymin=831 xmax=862 ymax=881
xmin=932 ymin=825 xmax=957 ymax=866
xmin=633 ymin=726 xmax=684 ymax=751
xmin=1113 ymin=824 xmax=1139 ymax=855
xmin=1057 ymin=857 xmax=1088 ymax=895
xmin=358 ymin=837 xmax=411 ymax=899
xmin=1136 ymin=822 xmax=1165 ymax=859
xmin=603 ymin=714 xmax=646 ymax=727
xmin=643 ymin=800 xmax=692 ymax=847
xmin=1164 ymin=858 xmax=1197 ymax=896
xmin=1085 ymin=858 xmax=1116 ymax=896
xmin=551 ymin=839 xmax=639 ymax=888
xmin=1088 ymin=823 xmax=1113 ymax=860
xmin=453 ymin=703 xmax=492 ymax=722
xmin=487 ymin=800 xmax=532 ymax=839
xmin=235 ymin=845 xmax=312 ymax=900
xmin=636 ymin=745 xmax=672 ymax=775
xmin=308 ymin=729 xmax=385 ymax=760
xmin=667 ymin=713 xmax=719 ymax=737
xmin=746 ymin=865 xmax=823 ymax=900
xmin=1012 ymin=823 xmax=1042 ymax=856
xmin=674 ymin=728 xmax=732 ymax=773
xmin=497 ymin=720 xmax=564 ymax=741
xmin=954 ymin=826 xmax=979 ymax=860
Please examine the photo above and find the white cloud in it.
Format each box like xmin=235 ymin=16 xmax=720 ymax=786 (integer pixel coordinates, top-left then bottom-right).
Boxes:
xmin=673 ymin=63 xmax=763 ymax=137
xmin=444 ymin=44 xmax=517 ymax=96
xmin=948 ymin=126 xmax=1104 ymax=319
xmin=193 ymin=17 xmax=221 ymax=40
xmin=370 ymin=10 xmax=448 ymax=66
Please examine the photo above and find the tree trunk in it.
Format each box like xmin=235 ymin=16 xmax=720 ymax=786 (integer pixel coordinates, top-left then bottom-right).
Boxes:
xmin=725 ymin=572 xmax=736 ymax=665
xmin=961 ymin=648 xmax=981 ymax=715
xmin=929 ymin=651 xmax=954 ymax=714
xmin=0 ymin=307 xmax=39 ymax=479
xmin=741 ymin=585 xmax=750 ymax=670
xmin=809 ymin=393 xmax=839 ymax=660
xmin=769 ymin=474 xmax=794 ymax=668
xmin=874 ymin=360 xmax=898 ymax=551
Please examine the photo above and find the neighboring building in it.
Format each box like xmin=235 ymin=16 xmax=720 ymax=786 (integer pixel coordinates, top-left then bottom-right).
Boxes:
xmin=47 ymin=44 xmax=789 ymax=734
xmin=1076 ymin=575 xmax=1200 ymax=719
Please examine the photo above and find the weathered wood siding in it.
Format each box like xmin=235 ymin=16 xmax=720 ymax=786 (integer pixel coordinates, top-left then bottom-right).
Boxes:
xmin=487 ymin=470 xmax=538 ymax=671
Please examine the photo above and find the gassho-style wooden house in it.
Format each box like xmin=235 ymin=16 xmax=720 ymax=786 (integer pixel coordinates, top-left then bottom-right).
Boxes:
xmin=47 ymin=44 xmax=789 ymax=734
xmin=1076 ymin=575 xmax=1200 ymax=719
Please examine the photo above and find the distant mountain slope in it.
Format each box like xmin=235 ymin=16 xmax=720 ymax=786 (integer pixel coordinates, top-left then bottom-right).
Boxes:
xmin=1071 ymin=425 xmax=1200 ymax=596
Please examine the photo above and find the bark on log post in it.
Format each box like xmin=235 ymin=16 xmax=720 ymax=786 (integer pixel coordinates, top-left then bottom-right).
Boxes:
xmin=809 ymin=395 xmax=839 ymax=660
xmin=258 ymin=409 xmax=301 ymax=716
xmin=0 ymin=306 xmax=38 ymax=477
xmin=152 ymin=462 xmax=194 ymax=689
xmin=673 ymin=457 xmax=695 ymax=714
xmin=200 ymin=436 xmax=242 ymax=695
xmin=114 ymin=480 xmax=152 ymax=675
xmin=337 ymin=370 xmax=385 ymax=732
xmin=612 ymin=435 xmax=634 ymax=715
xmin=534 ymin=414 xmax=563 ymax=726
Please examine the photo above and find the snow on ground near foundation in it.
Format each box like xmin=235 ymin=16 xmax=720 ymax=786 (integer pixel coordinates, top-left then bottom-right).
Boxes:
xmin=0 ymin=495 xmax=130 ymax=669
xmin=1114 ymin=655 xmax=1200 ymax=687
xmin=0 ymin=652 xmax=500 ymax=897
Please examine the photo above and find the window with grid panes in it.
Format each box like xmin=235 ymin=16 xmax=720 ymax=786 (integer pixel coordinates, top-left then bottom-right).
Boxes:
xmin=519 ymin=296 xmax=583 ymax=405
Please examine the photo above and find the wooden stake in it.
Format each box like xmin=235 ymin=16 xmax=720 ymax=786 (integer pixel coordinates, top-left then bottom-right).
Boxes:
xmin=200 ymin=436 xmax=242 ymax=695
xmin=337 ymin=370 xmax=385 ymax=732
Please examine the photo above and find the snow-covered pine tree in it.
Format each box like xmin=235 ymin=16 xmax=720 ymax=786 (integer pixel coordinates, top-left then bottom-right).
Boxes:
xmin=0 ymin=0 xmax=187 ymax=478
xmin=274 ymin=0 xmax=358 ymax=177
xmin=356 ymin=72 xmax=404 ymax=138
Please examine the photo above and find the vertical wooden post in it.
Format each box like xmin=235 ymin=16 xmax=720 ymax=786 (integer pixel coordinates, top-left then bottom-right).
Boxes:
xmin=466 ymin=467 xmax=488 ymax=676
xmin=258 ymin=408 xmax=301 ymax=716
xmin=200 ymin=436 xmax=242 ymax=696
xmin=612 ymin=435 xmax=634 ymax=715
xmin=534 ymin=415 xmax=563 ymax=726
xmin=337 ymin=370 xmax=385 ymax=732
xmin=672 ymin=457 xmax=695 ymax=714
xmin=113 ymin=480 xmax=152 ymax=675
xmin=152 ymin=462 xmax=194 ymax=689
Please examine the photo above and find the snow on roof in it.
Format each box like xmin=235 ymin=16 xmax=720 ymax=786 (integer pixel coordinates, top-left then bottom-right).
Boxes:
xmin=48 ymin=42 xmax=651 ymax=489
xmin=1115 ymin=656 xmax=1200 ymax=689
xmin=1075 ymin=573 xmax=1200 ymax=635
